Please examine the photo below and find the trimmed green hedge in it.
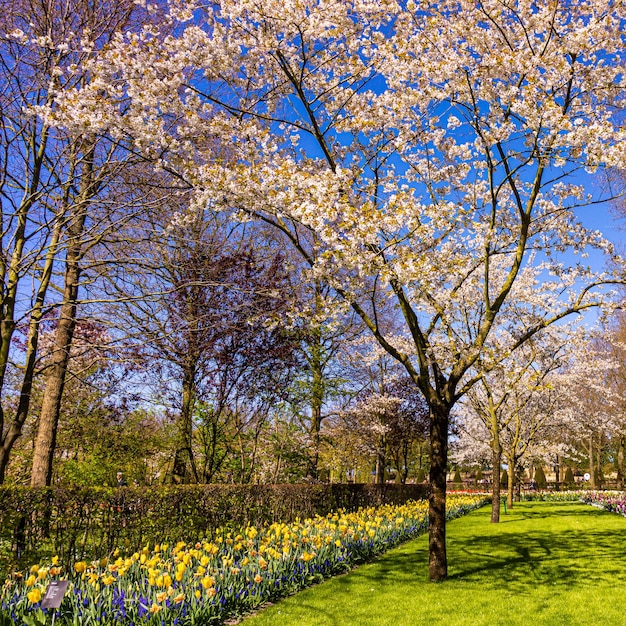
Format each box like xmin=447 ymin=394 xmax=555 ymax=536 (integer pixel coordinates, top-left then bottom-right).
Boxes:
xmin=0 ymin=483 xmax=429 ymax=577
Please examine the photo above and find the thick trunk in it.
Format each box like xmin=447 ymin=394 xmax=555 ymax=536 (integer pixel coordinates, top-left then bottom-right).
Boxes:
xmin=30 ymin=297 xmax=79 ymax=487
xmin=428 ymin=401 xmax=449 ymax=582
xmin=30 ymin=144 xmax=93 ymax=487
xmin=491 ymin=444 xmax=501 ymax=523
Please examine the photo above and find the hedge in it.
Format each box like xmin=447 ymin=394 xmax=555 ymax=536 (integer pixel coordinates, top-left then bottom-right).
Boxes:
xmin=0 ymin=482 xmax=429 ymax=577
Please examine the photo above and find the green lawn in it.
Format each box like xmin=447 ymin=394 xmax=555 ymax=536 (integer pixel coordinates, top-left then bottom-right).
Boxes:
xmin=241 ymin=500 xmax=626 ymax=625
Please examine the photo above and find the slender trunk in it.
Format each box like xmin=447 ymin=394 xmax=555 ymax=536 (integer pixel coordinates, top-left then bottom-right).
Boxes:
xmin=488 ymin=398 xmax=501 ymax=523
xmin=491 ymin=443 xmax=501 ymax=523
xmin=0 ymin=126 xmax=49 ymax=399
xmin=589 ymin=434 xmax=596 ymax=488
xmin=617 ymin=437 xmax=625 ymax=490
xmin=0 ymin=219 xmax=62 ymax=483
xmin=30 ymin=144 xmax=94 ymax=487
xmin=0 ymin=127 xmax=51 ymax=477
xmin=428 ymin=401 xmax=449 ymax=582
xmin=308 ymin=322 xmax=324 ymax=480
xmin=376 ymin=436 xmax=386 ymax=484
xmin=172 ymin=367 xmax=199 ymax=484
xmin=596 ymin=437 xmax=603 ymax=488
xmin=554 ymin=454 xmax=560 ymax=490
xmin=401 ymin=440 xmax=409 ymax=484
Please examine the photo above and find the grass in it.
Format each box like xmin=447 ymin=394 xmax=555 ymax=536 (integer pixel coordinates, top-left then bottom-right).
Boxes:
xmin=241 ymin=500 xmax=626 ymax=625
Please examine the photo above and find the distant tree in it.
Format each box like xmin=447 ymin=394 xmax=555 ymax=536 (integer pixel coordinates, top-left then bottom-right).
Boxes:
xmin=108 ymin=207 xmax=299 ymax=483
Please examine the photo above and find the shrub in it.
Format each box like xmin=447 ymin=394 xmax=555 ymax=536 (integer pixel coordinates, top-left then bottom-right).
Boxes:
xmin=1 ymin=494 xmax=488 ymax=625
xmin=534 ymin=465 xmax=548 ymax=489
xmin=0 ymin=483 xmax=430 ymax=578
xmin=500 ymin=470 xmax=509 ymax=486
xmin=564 ymin=467 xmax=575 ymax=487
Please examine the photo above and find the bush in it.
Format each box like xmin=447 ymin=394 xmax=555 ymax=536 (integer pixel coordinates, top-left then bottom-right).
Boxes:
xmin=0 ymin=482 xmax=430 ymax=578
xmin=534 ymin=465 xmax=548 ymax=489
xmin=500 ymin=470 xmax=509 ymax=486
xmin=453 ymin=468 xmax=462 ymax=484
xmin=564 ymin=467 xmax=575 ymax=487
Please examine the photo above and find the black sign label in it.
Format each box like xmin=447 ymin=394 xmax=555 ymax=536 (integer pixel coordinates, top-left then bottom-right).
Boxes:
xmin=41 ymin=580 xmax=69 ymax=609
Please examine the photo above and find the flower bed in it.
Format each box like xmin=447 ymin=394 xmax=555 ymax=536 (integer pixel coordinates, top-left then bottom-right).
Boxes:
xmin=1 ymin=494 xmax=488 ymax=625
xmin=520 ymin=490 xmax=587 ymax=502
xmin=579 ymin=491 xmax=626 ymax=517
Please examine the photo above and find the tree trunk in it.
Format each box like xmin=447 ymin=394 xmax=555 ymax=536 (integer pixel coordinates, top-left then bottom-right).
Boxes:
xmin=30 ymin=143 xmax=94 ymax=487
xmin=307 ymin=321 xmax=324 ymax=480
xmin=491 ymin=442 xmax=501 ymax=523
xmin=0 ymin=219 xmax=62 ymax=483
xmin=589 ymin=434 xmax=596 ymax=488
xmin=554 ymin=454 xmax=561 ymax=490
xmin=172 ymin=366 xmax=199 ymax=484
xmin=428 ymin=401 xmax=449 ymax=582
xmin=507 ymin=466 xmax=514 ymax=509
xmin=376 ymin=436 xmax=386 ymax=484
xmin=617 ymin=436 xmax=625 ymax=490
xmin=30 ymin=293 xmax=81 ymax=487
xmin=596 ymin=437 xmax=603 ymax=488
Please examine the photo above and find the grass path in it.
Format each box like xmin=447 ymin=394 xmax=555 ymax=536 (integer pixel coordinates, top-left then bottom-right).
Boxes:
xmin=241 ymin=500 xmax=626 ymax=625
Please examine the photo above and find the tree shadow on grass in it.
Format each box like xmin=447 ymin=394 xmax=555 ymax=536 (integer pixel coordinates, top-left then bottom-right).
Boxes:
xmin=331 ymin=502 xmax=626 ymax=593
xmin=450 ymin=503 xmax=626 ymax=588
xmin=447 ymin=527 xmax=626 ymax=588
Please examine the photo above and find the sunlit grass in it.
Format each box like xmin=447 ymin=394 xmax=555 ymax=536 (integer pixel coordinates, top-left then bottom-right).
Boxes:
xmin=242 ymin=500 xmax=626 ymax=626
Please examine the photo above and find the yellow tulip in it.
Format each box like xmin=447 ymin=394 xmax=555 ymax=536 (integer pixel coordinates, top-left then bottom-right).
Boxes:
xmin=27 ymin=588 xmax=42 ymax=604
xmin=201 ymin=576 xmax=215 ymax=589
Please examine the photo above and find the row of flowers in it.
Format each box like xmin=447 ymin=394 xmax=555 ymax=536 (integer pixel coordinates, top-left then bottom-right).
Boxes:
xmin=1 ymin=494 xmax=488 ymax=625
xmin=579 ymin=491 xmax=626 ymax=517
xmin=520 ymin=490 xmax=588 ymax=502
